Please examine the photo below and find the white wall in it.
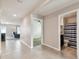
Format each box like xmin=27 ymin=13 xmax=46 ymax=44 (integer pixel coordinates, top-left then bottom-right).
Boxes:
xmin=20 ymin=15 xmax=32 ymax=48
xmin=43 ymin=3 xmax=79 ymax=51
xmin=43 ymin=16 xmax=59 ymax=50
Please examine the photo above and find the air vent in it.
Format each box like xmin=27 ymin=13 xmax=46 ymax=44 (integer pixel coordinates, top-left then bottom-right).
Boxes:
xmin=17 ymin=0 xmax=23 ymax=3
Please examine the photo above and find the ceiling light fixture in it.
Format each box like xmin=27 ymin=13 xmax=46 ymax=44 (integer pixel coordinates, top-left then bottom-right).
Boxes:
xmin=13 ymin=14 xmax=16 ymax=17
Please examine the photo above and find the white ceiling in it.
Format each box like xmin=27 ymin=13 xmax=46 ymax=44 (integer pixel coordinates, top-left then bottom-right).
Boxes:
xmin=0 ymin=0 xmax=45 ymax=25
xmin=0 ymin=0 xmax=79 ymax=25
xmin=34 ymin=0 xmax=79 ymax=16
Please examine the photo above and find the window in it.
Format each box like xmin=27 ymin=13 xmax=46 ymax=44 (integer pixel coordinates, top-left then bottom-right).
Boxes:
xmin=16 ymin=26 xmax=20 ymax=34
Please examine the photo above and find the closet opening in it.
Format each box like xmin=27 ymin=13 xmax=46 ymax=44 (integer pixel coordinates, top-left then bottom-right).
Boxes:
xmin=60 ymin=11 xmax=77 ymax=59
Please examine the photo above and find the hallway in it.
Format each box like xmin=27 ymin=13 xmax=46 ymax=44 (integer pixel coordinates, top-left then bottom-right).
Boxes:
xmin=1 ymin=40 xmax=76 ymax=59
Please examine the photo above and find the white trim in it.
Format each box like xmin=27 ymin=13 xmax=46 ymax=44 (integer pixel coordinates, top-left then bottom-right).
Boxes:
xmin=77 ymin=9 xmax=79 ymax=59
xmin=31 ymin=35 xmax=33 ymax=48
xmin=58 ymin=16 xmax=61 ymax=51
xmin=42 ymin=43 xmax=60 ymax=51
xmin=20 ymin=40 xmax=32 ymax=48
xmin=40 ymin=19 xmax=44 ymax=45
xmin=31 ymin=15 xmax=33 ymax=48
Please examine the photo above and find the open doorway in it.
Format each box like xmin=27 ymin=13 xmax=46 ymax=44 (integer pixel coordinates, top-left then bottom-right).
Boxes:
xmin=32 ymin=18 xmax=43 ymax=47
xmin=0 ymin=24 xmax=20 ymax=41
xmin=59 ymin=11 xmax=77 ymax=59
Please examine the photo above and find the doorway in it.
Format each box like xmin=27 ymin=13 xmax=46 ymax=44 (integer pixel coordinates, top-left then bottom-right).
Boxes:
xmin=32 ymin=18 xmax=43 ymax=48
xmin=0 ymin=24 xmax=20 ymax=41
xmin=59 ymin=11 xmax=77 ymax=59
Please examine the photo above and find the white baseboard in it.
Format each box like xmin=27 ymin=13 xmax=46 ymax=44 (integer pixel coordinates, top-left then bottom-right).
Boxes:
xmin=20 ymin=40 xmax=33 ymax=48
xmin=42 ymin=43 xmax=60 ymax=51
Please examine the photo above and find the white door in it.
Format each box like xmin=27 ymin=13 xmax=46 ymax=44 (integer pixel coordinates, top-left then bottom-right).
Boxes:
xmin=32 ymin=18 xmax=43 ymax=48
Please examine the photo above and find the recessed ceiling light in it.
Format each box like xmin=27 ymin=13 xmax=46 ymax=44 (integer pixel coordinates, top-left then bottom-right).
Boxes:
xmin=13 ymin=14 xmax=16 ymax=17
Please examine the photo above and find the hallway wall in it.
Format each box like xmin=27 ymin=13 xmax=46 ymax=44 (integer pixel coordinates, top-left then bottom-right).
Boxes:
xmin=43 ymin=3 xmax=79 ymax=51
xmin=43 ymin=16 xmax=59 ymax=50
xmin=20 ymin=15 xmax=32 ymax=48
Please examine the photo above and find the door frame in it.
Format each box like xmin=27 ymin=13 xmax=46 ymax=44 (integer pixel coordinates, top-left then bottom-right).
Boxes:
xmin=31 ymin=17 xmax=44 ymax=48
xmin=58 ymin=9 xmax=78 ymax=51
xmin=77 ymin=9 xmax=79 ymax=59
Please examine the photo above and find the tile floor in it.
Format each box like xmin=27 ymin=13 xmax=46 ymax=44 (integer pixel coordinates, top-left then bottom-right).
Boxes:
xmin=1 ymin=40 xmax=77 ymax=59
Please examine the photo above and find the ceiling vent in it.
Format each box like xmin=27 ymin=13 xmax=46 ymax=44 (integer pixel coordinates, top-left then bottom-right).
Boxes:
xmin=17 ymin=0 xmax=23 ymax=3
